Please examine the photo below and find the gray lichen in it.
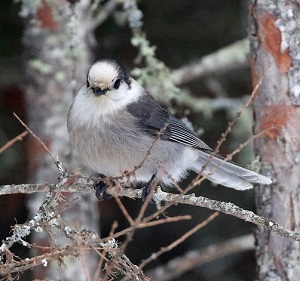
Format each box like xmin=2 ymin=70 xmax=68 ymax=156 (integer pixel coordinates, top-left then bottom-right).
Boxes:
xmin=274 ymin=1 xmax=300 ymax=103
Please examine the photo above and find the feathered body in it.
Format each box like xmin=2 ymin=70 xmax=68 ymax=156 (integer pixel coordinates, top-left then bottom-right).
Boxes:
xmin=68 ymin=60 xmax=272 ymax=190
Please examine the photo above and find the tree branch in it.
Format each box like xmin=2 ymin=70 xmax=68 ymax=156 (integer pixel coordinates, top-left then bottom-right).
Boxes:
xmin=1 ymin=183 xmax=300 ymax=242
xmin=171 ymin=38 xmax=250 ymax=86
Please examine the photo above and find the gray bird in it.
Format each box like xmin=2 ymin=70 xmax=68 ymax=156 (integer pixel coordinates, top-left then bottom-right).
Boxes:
xmin=67 ymin=59 xmax=271 ymax=199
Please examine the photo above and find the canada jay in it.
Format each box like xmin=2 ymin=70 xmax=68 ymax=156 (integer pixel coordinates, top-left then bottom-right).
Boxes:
xmin=67 ymin=59 xmax=271 ymax=199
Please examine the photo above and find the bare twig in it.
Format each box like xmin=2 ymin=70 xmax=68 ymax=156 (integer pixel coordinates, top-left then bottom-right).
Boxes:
xmin=146 ymin=234 xmax=255 ymax=281
xmin=214 ymin=70 xmax=264 ymax=154
xmin=138 ymin=212 xmax=219 ymax=269
xmin=113 ymin=193 xmax=135 ymax=225
xmin=13 ymin=113 xmax=56 ymax=162
xmin=136 ymin=215 xmax=191 ymax=229
xmin=93 ymin=221 xmax=119 ymax=280
xmin=0 ymin=130 xmax=28 ymax=154
xmin=13 ymin=113 xmax=68 ymax=179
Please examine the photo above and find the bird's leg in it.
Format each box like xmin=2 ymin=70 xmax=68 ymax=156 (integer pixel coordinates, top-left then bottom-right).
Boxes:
xmin=93 ymin=180 xmax=113 ymax=200
xmin=142 ymin=173 xmax=157 ymax=201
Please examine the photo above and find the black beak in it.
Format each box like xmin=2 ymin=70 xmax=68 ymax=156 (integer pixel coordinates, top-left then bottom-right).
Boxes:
xmin=91 ymin=87 xmax=107 ymax=96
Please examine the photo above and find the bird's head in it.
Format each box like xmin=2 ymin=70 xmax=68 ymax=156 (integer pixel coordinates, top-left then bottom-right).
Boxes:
xmin=86 ymin=60 xmax=131 ymax=99
xmin=72 ymin=60 xmax=143 ymax=120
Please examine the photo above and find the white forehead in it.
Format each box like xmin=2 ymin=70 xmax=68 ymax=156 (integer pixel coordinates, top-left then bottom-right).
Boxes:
xmin=88 ymin=61 xmax=119 ymax=84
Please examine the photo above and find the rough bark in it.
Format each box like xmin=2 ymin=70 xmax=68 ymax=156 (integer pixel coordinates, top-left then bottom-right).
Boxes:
xmin=249 ymin=1 xmax=300 ymax=280
xmin=21 ymin=1 xmax=98 ymax=279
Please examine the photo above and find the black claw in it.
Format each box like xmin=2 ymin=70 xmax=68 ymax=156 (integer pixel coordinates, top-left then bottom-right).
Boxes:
xmin=93 ymin=181 xmax=113 ymax=201
xmin=141 ymin=186 xmax=150 ymax=202
xmin=142 ymin=173 xmax=157 ymax=202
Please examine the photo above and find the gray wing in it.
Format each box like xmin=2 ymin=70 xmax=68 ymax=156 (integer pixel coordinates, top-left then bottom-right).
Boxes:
xmin=127 ymin=92 xmax=272 ymax=189
xmin=127 ymin=92 xmax=212 ymax=152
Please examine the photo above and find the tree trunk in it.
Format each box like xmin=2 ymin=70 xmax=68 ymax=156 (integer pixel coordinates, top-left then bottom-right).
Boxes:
xmin=249 ymin=1 xmax=300 ymax=280
xmin=22 ymin=1 xmax=99 ymax=279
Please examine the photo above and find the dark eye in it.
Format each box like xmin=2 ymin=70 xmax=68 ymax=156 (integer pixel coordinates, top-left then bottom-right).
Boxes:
xmin=87 ymin=75 xmax=90 ymax=87
xmin=113 ymin=79 xmax=121 ymax=89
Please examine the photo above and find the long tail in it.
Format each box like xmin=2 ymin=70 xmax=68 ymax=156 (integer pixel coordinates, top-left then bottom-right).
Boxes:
xmin=190 ymin=151 xmax=272 ymax=190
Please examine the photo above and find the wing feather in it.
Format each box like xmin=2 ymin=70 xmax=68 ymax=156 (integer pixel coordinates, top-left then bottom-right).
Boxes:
xmin=127 ymin=92 xmax=212 ymax=151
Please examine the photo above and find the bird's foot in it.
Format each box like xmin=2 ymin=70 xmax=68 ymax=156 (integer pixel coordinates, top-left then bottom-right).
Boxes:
xmin=93 ymin=180 xmax=113 ymax=200
xmin=142 ymin=173 xmax=157 ymax=202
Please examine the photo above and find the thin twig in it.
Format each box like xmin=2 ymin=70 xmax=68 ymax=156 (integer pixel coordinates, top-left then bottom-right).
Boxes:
xmin=0 ymin=130 xmax=28 ymax=154
xmin=13 ymin=113 xmax=68 ymax=179
xmin=80 ymin=250 xmax=92 ymax=281
xmin=146 ymin=234 xmax=255 ymax=281
xmin=136 ymin=215 xmax=191 ymax=229
xmin=94 ymin=220 xmax=119 ymax=281
xmin=214 ymin=69 xmax=264 ymax=153
xmin=113 ymin=195 xmax=135 ymax=225
xmin=138 ymin=212 xmax=219 ymax=269
xmin=13 ymin=113 xmax=56 ymax=162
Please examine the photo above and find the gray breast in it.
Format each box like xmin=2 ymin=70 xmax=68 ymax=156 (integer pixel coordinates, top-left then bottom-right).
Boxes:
xmin=68 ymin=109 xmax=189 ymax=183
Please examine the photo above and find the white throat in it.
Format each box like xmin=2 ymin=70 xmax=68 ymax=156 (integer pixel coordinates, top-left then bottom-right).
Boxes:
xmin=70 ymin=79 xmax=143 ymax=128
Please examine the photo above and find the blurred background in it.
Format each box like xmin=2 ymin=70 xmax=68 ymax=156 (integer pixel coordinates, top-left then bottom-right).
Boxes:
xmin=0 ymin=1 xmax=257 ymax=280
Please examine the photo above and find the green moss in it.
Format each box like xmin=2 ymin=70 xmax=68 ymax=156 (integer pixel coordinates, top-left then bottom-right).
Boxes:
xmin=29 ymin=59 xmax=53 ymax=75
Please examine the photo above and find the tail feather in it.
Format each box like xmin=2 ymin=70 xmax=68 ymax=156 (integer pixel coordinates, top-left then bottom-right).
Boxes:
xmin=191 ymin=151 xmax=272 ymax=190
